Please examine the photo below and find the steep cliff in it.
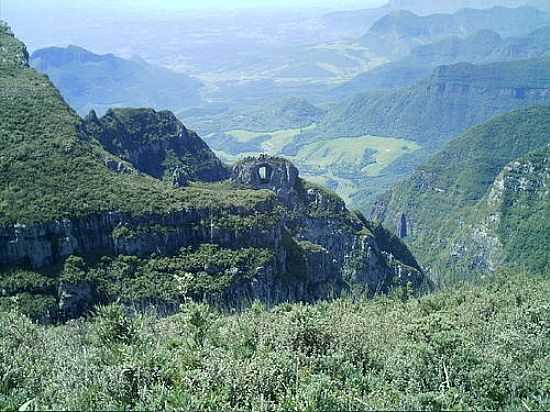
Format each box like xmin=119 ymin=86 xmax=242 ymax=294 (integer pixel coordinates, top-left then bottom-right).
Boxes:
xmin=309 ymin=58 xmax=550 ymax=149
xmin=0 ymin=25 xmax=425 ymax=322
xmin=372 ymin=107 xmax=550 ymax=281
xmin=82 ymin=108 xmax=229 ymax=183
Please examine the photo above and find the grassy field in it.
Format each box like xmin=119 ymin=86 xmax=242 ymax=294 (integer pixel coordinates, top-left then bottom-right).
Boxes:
xmin=291 ymin=135 xmax=420 ymax=177
xmin=217 ymin=130 xmax=420 ymax=206
xmin=226 ymin=125 xmax=315 ymax=154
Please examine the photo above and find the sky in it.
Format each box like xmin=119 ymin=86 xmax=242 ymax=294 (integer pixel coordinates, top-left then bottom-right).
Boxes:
xmin=2 ymin=0 xmax=385 ymax=13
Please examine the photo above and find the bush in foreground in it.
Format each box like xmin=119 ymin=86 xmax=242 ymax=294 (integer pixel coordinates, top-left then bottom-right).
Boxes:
xmin=0 ymin=271 xmax=548 ymax=411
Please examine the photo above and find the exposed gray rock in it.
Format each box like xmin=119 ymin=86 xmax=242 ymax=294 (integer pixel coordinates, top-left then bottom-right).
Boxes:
xmin=231 ymin=155 xmax=300 ymax=208
xmin=398 ymin=213 xmax=408 ymax=238
xmin=58 ymin=281 xmax=97 ymax=319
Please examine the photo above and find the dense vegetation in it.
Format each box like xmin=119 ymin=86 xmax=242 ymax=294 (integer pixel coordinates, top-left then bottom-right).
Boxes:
xmin=1 ymin=271 xmax=548 ymax=410
xmin=374 ymin=106 xmax=550 ymax=280
xmin=0 ymin=244 xmax=275 ymax=322
xmin=0 ymin=25 xmax=272 ymax=225
xmin=484 ymin=145 xmax=550 ymax=274
xmin=83 ymin=108 xmax=228 ymax=182
xmin=30 ymin=45 xmax=202 ymax=116
xmin=310 ymin=57 xmax=550 ymax=148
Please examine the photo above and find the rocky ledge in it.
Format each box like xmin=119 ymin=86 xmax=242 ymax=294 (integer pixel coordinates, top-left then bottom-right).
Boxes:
xmin=1 ymin=156 xmax=425 ymax=321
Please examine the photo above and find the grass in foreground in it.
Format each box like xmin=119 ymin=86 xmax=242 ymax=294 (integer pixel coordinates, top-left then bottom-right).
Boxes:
xmin=0 ymin=271 xmax=548 ymax=411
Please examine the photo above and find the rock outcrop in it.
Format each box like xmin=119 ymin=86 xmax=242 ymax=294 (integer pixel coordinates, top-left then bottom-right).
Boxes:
xmin=231 ymin=155 xmax=301 ymax=208
xmin=232 ymin=156 xmax=424 ymax=295
xmin=1 ymin=156 xmax=425 ymax=320
xmin=83 ymin=108 xmax=229 ymax=182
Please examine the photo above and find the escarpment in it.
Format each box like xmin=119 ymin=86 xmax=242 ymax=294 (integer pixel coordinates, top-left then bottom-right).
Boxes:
xmin=82 ymin=108 xmax=229 ymax=183
xmin=372 ymin=107 xmax=550 ymax=278
xmin=0 ymin=25 xmax=425 ymax=322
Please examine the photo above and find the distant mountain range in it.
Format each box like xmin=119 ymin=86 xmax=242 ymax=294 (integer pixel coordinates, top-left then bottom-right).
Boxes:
xmin=311 ymin=57 xmax=550 ymax=148
xmin=360 ymin=6 xmax=550 ymax=58
xmin=320 ymin=0 xmax=550 ymax=39
xmin=31 ymin=46 xmax=203 ymax=116
xmin=372 ymin=106 xmax=550 ymax=278
xmin=334 ymin=26 xmax=550 ymax=97
xmin=387 ymin=0 xmax=550 ymax=14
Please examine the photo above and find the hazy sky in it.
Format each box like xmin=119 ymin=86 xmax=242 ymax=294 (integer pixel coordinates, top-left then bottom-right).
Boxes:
xmin=3 ymin=0 xmax=385 ymax=13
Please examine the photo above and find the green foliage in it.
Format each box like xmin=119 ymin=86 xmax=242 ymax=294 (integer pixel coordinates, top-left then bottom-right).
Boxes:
xmin=298 ymin=179 xmax=349 ymax=221
xmin=378 ymin=106 xmax=550 ymax=281
xmin=0 ymin=28 xmax=272 ymax=225
xmin=212 ymin=207 xmax=285 ymax=232
xmin=94 ymin=303 xmax=137 ymax=345
xmin=0 ymin=271 xmax=549 ymax=410
xmin=0 ymin=293 xmax=57 ymax=322
xmin=494 ymin=146 xmax=550 ymax=274
xmin=84 ymin=108 xmax=228 ymax=182
xmin=313 ymin=57 xmax=550 ymax=147
xmin=111 ymin=224 xmax=176 ymax=240
xmin=0 ymin=267 xmax=58 ymax=320
xmin=0 ymin=245 xmax=274 ymax=322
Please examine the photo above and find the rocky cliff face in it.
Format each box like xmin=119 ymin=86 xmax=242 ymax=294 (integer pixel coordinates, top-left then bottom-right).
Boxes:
xmin=372 ymin=108 xmax=550 ymax=279
xmin=231 ymin=156 xmax=424 ymax=296
xmin=0 ymin=25 xmax=425 ymax=322
xmin=83 ymin=108 xmax=229 ymax=183
xmin=451 ymin=145 xmax=550 ymax=273
xmin=1 ymin=156 xmax=424 ymax=321
xmin=0 ymin=201 xmax=278 ymax=270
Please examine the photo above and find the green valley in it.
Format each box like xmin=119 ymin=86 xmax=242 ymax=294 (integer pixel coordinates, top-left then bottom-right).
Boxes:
xmin=213 ymin=128 xmax=420 ymax=204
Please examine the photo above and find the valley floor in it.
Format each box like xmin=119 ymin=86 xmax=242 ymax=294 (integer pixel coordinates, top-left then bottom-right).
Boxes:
xmin=1 ymin=271 xmax=548 ymax=411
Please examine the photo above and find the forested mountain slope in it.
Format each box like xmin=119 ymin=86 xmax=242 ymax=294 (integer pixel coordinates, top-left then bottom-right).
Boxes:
xmin=372 ymin=106 xmax=550 ymax=279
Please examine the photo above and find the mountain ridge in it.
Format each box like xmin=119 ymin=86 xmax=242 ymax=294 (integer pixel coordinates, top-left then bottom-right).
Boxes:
xmin=308 ymin=57 xmax=550 ymax=149
xmin=371 ymin=106 xmax=550 ymax=279
xmin=31 ymin=45 xmax=203 ymax=116
xmin=361 ymin=6 xmax=550 ymax=58
xmin=0 ymin=24 xmax=424 ymax=321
